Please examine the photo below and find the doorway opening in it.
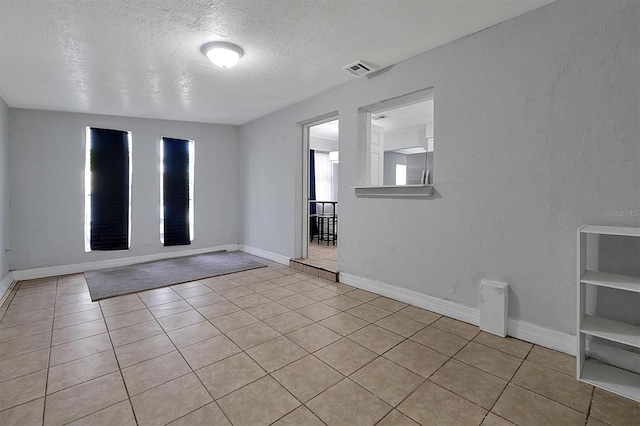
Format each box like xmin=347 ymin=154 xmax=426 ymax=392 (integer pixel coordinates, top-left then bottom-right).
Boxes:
xmin=296 ymin=117 xmax=339 ymax=274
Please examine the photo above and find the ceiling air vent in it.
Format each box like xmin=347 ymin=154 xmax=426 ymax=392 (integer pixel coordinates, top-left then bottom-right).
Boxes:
xmin=343 ymin=60 xmax=379 ymax=77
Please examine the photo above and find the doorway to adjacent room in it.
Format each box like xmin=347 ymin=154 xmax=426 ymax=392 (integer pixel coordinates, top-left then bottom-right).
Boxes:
xmin=296 ymin=117 xmax=339 ymax=274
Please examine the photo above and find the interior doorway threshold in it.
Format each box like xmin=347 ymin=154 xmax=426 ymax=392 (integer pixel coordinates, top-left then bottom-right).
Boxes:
xmin=289 ymin=259 xmax=339 ymax=282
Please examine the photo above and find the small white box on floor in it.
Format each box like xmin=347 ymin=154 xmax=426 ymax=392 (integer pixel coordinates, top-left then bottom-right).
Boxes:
xmin=479 ymin=279 xmax=509 ymax=337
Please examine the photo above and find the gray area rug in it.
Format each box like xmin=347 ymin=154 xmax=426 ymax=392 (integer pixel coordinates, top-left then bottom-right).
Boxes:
xmin=85 ymin=251 xmax=266 ymax=301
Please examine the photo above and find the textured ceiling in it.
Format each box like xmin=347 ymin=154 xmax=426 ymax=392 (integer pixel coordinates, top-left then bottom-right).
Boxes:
xmin=0 ymin=0 xmax=554 ymax=125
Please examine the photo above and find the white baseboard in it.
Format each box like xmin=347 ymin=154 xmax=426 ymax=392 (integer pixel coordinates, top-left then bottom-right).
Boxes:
xmin=507 ymin=317 xmax=575 ymax=356
xmin=0 ymin=271 xmax=15 ymax=307
xmin=340 ymin=273 xmax=479 ymax=326
xmin=238 ymin=245 xmax=291 ymax=266
xmin=340 ymin=272 xmax=576 ymax=356
xmin=11 ymin=244 xmax=240 ymax=281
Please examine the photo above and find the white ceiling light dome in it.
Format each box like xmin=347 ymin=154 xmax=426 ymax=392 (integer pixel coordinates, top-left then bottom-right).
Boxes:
xmin=201 ymin=41 xmax=244 ymax=69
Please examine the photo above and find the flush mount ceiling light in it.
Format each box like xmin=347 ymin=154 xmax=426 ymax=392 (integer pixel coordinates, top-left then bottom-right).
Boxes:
xmin=201 ymin=41 xmax=244 ymax=69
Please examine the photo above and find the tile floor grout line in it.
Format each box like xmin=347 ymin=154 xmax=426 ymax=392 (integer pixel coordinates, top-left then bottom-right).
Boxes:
xmin=41 ymin=276 xmax=59 ymax=425
xmin=0 ymin=350 xmax=50 ymax=385
xmin=52 ymin=305 xmax=101 ymax=320
xmin=0 ymin=372 xmax=48 ymax=416
xmin=395 ymin=330 xmax=500 ymax=418
xmin=0 ymin=330 xmax=53 ymax=360
xmin=265 ymin=406 xmax=303 ymax=426
xmin=50 ymin=385 xmax=129 ymax=424
xmin=300 ymin=402 xmax=330 ymax=426
xmin=585 ymin=386 xmax=596 ymax=426
xmin=0 ymin=282 xmax=49 ymax=412
xmin=347 ymin=347 xmax=421 ymax=409
xmin=385 ymin=375 xmax=428 ymax=416
xmin=443 ymin=336 xmax=530 ymax=384
xmin=45 ymin=363 xmax=115 ymax=397
xmin=98 ymin=292 xmax=141 ymax=426
xmin=425 ymin=379 xmax=492 ymax=419
xmin=447 ymin=354 xmax=513 ymax=383
xmin=469 ymin=334 xmax=532 ymax=360
xmin=43 ymin=345 xmax=112 ymax=371
xmin=48 ymin=320 xmax=108 ymax=347
xmin=42 ymin=276 xmax=65 ymax=425
xmin=343 ymin=324 xmax=434 ymax=393
xmin=479 ymin=342 xmax=533 ymax=422
xmin=60 ymin=399 xmax=132 ymax=426
xmin=169 ymin=398 xmax=231 ymax=426
xmin=0 ymin=321 xmax=55 ymax=344
xmin=107 ymin=318 xmax=164 ymax=339
xmin=507 ymin=381 xmax=593 ymax=421
xmin=505 ymin=367 xmax=595 ymax=417
xmin=270 ymin=359 xmax=337 ymax=420
xmin=111 ymin=337 xmax=179 ymax=370
xmin=243 ymin=338 xmax=307 ymax=376
xmin=201 ymin=363 xmax=268 ymax=402
xmin=324 ymin=376 xmax=394 ymax=423
xmin=125 ymin=367 xmax=193 ymax=398
xmin=0 ymin=301 xmax=53 ymax=324
xmin=261 ymin=373 xmax=307 ymax=425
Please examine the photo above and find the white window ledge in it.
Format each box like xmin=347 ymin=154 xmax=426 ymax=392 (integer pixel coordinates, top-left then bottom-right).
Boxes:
xmin=352 ymin=184 xmax=434 ymax=198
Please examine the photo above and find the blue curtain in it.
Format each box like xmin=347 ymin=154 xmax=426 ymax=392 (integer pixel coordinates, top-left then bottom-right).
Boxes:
xmin=309 ymin=149 xmax=318 ymax=238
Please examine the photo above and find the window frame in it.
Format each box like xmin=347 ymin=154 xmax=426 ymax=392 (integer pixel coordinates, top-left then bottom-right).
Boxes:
xmin=84 ymin=126 xmax=133 ymax=252
xmin=160 ymin=137 xmax=195 ymax=245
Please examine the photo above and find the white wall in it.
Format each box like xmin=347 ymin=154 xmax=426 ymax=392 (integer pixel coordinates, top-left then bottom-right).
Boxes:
xmin=239 ymin=0 xmax=640 ymax=334
xmin=384 ymin=127 xmax=428 ymax=152
xmin=310 ymin=135 xmax=339 ymax=152
xmin=8 ymin=109 xmax=240 ymax=270
xmin=0 ymin=98 xmax=8 ymax=280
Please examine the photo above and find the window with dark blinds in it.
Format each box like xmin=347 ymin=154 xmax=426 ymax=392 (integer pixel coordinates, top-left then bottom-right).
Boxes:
xmin=162 ymin=137 xmax=193 ymax=246
xmin=87 ymin=127 xmax=131 ymax=251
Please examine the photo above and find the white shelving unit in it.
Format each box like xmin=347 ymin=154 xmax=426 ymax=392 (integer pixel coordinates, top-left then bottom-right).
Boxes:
xmin=577 ymin=225 xmax=640 ymax=402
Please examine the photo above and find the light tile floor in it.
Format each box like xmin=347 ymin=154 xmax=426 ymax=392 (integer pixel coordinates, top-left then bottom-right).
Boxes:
xmin=302 ymin=242 xmax=337 ymax=272
xmin=0 ymin=258 xmax=638 ymax=425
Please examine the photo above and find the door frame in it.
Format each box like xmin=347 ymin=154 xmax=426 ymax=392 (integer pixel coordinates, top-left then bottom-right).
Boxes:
xmin=301 ymin=113 xmax=339 ymax=259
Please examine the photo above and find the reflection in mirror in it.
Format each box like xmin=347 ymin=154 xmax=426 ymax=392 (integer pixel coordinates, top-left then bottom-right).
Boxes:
xmin=369 ymin=93 xmax=434 ymax=186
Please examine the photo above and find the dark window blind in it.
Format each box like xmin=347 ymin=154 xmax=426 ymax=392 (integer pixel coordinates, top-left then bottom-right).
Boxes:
xmin=89 ymin=128 xmax=130 ymax=251
xmin=163 ymin=138 xmax=191 ymax=246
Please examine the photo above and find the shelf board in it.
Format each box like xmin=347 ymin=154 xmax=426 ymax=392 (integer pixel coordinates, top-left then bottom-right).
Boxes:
xmin=580 ymin=360 xmax=640 ymax=402
xmin=580 ymin=225 xmax=640 ymax=237
xmin=353 ymin=184 xmax=433 ymax=198
xmin=581 ymin=315 xmax=640 ymax=349
xmin=581 ymin=270 xmax=640 ymax=293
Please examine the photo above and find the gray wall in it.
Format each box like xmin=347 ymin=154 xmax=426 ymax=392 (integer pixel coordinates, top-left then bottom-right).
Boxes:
xmin=385 ymin=127 xmax=428 ymax=152
xmin=8 ymin=109 xmax=240 ymax=270
xmin=239 ymin=0 xmax=640 ymax=334
xmin=0 ymin=98 xmax=8 ymax=280
xmin=309 ymin=135 xmax=338 ymax=152
xmin=383 ymin=152 xmax=406 ymax=185
xmin=407 ymin=153 xmax=425 ymax=184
